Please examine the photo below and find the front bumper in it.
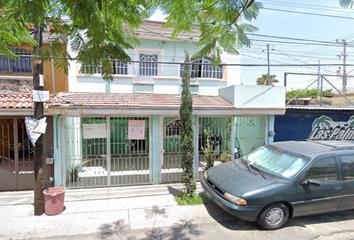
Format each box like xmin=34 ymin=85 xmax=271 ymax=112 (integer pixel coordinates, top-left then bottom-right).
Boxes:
xmin=201 ymin=176 xmax=262 ymax=222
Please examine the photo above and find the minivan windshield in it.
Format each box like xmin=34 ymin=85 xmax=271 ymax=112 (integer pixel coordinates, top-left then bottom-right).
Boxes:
xmin=241 ymin=146 xmax=309 ymax=179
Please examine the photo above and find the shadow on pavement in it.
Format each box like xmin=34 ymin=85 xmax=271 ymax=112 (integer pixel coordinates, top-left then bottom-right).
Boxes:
xmin=138 ymin=219 xmax=203 ymax=240
xmin=167 ymin=186 xmax=180 ymax=195
xmin=144 ymin=205 xmax=167 ymax=219
xmin=288 ymin=209 xmax=354 ymax=228
xmin=98 ymin=219 xmax=129 ymax=239
xmin=199 ymin=191 xmax=354 ymax=231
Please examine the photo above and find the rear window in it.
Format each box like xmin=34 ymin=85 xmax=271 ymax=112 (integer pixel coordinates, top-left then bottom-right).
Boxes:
xmin=242 ymin=146 xmax=310 ymax=179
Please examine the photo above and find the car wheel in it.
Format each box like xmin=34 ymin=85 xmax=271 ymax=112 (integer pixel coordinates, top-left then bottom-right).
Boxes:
xmin=257 ymin=203 xmax=289 ymax=230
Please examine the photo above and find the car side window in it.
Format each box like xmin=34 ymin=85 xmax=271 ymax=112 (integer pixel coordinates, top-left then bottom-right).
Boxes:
xmin=341 ymin=155 xmax=354 ymax=180
xmin=305 ymin=157 xmax=338 ymax=182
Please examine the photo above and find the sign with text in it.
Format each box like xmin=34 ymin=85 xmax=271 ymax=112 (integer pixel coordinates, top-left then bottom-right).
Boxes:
xmin=25 ymin=117 xmax=47 ymax=146
xmin=33 ymin=90 xmax=50 ymax=102
xmin=83 ymin=124 xmax=106 ymax=139
xmin=128 ymin=120 xmax=145 ymax=139
xmin=308 ymin=115 xmax=354 ymax=140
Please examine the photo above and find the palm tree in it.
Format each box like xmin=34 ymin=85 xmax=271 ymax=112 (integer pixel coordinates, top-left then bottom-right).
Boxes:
xmin=256 ymin=74 xmax=279 ymax=86
xmin=339 ymin=0 xmax=354 ymax=8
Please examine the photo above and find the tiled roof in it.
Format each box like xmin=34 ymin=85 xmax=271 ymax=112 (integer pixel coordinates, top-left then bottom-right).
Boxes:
xmin=51 ymin=92 xmax=235 ymax=109
xmin=0 ymin=92 xmax=50 ymax=109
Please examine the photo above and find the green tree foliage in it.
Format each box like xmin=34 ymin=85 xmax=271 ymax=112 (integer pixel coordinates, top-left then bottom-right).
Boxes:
xmin=256 ymin=74 xmax=278 ymax=86
xmin=179 ymin=52 xmax=196 ymax=195
xmin=0 ymin=4 xmax=37 ymax=58
xmin=0 ymin=0 xmax=262 ymax=81
xmin=286 ymin=88 xmax=333 ymax=99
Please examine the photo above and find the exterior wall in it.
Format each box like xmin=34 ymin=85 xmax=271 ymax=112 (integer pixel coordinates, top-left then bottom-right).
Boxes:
xmin=274 ymin=109 xmax=354 ymax=142
xmin=220 ymin=85 xmax=286 ymax=109
xmin=220 ymin=51 xmax=241 ymax=86
xmin=0 ymin=43 xmax=68 ymax=94
xmin=43 ymin=43 xmax=69 ymax=94
xmin=68 ymin=38 xmax=239 ymax=95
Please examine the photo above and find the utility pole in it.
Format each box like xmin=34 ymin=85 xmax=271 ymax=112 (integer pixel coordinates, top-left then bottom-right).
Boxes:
xmin=317 ymin=60 xmax=320 ymax=90
xmin=267 ymin=44 xmax=270 ymax=86
xmin=343 ymin=39 xmax=347 ymax=93
xmin=33 ymin=25 xmax=45 ymax=216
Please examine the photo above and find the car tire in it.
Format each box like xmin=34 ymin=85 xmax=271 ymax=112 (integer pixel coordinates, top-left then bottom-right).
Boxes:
xmin=257 ymin=203 xmax=289 ymax=230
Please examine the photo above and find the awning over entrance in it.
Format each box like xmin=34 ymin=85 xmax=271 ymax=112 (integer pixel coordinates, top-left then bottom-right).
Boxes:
xmin=48 ymin=92 xmax=285 ymax=116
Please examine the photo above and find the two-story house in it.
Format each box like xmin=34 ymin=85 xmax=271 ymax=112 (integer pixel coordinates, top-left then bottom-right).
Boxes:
xmin=47 ymin=20 xmax=286 ymax=189
xmin=0 ymin=27 xmax=66 ymax=191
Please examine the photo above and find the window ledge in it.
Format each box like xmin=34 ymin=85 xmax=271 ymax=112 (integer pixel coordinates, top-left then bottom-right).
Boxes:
xmin=0 ymin=75 xmax=32 ymax=80
xmin=153 ymin=76 xmax=181 ymax=81
xmin=193 ymin=78 xmax=226 ymax=82
xmin=77 ymin=74 xmax=134 ymax=79
xmin=181 ymin=82 xmax=199 ymax=86
xmin=133 ymin=81 xmax=154 ymax=85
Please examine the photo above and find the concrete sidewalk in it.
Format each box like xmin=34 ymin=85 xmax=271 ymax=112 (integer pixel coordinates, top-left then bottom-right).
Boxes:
xmin=0 ymin=183 xmax=223 ymax=239
xmin=2 ymin=183 xmax=354 ymax=240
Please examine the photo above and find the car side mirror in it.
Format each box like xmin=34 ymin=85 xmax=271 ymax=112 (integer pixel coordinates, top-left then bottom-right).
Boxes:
xmin=301 ymin=179 xmax=321 ymax=187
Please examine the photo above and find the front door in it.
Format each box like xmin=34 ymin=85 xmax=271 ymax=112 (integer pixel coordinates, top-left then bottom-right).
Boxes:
xmin=161 ymin=117 xmax=182 ymax=183
xmin=0 ymin=118 xmax=34 ymax=191
xmin=293 ymin=156 xmax=343 ymax=217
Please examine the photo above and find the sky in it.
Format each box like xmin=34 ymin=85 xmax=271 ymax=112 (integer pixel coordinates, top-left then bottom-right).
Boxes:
xmin=150 ymin=0 xmax=354 ymax=93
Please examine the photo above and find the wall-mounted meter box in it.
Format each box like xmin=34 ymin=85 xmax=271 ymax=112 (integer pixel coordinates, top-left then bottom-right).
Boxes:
xmin=46 ymin=158 xmax=54 ymax=164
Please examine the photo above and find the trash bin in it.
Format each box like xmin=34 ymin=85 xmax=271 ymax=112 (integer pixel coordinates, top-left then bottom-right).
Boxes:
xmin=43 ymin=187 xmax=66 ymax=215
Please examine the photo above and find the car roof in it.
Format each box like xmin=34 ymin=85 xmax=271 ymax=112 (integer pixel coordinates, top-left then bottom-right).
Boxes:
xmin=270 ymin=140 xmax=354 ymax=158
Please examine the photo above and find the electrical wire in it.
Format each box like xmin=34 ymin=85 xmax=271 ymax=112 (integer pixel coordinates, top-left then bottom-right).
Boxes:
xmin=263 ymin=7 xmax=354 ymax=20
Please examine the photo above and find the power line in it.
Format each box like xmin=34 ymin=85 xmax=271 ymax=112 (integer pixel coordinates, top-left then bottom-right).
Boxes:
xmin=263 ymin=7 xmax=354 ymax=20
xmin=10 ymin=53 xmax=353 ymax=67
xmin=248 ymin=38 xmax=345 ymax=47
xmin=248 ymin=33 xmax=343 ymax=45
xmin=260 ymin=0 xmax=354 ymax=13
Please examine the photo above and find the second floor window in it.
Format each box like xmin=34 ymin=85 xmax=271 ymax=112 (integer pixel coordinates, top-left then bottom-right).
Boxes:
xmin=81 ymin=60 xmax=127 ymax=75
xmin=139 ymin=53 xmax=158 ymax=76
xmin=180 ymin=57 xmax=223 ymax=79
xmin=0 ymin=47 xmax=32 ymax=74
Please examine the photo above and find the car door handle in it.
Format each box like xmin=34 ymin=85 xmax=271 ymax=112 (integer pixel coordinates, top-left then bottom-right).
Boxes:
xmin=332 ymin=187 xmax=342 ymax=191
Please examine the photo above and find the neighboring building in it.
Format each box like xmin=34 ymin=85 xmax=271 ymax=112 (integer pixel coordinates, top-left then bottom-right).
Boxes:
xmin=275 ymin=94 xmax=354 ymax=142
xmin=0 ymin=93 xmax=54 ymax=191
xmin=0 ymin=27 xmax=65 ymax=191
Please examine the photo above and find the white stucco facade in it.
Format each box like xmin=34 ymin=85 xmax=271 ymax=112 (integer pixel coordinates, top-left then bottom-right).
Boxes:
xmin=67 ymin=21 xmax=241 ymax=96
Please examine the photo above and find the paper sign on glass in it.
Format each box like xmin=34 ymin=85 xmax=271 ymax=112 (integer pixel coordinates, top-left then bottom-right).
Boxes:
xmin=128 ymin=120 xmax=145 ymax=139
xmin=83 ymin=124 xmax=106 ymax=139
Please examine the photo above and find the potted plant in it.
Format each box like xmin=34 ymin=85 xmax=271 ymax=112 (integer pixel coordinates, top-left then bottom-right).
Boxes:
xmin=220 ymin=151 xmax=232 ymax=162
xmin=68 ymin=165 xmax=79 ymax=182
xmin=202 ymin=128 xmax=215 ymax=169
xmin=68 ymin=159 xmax=91 ymax=182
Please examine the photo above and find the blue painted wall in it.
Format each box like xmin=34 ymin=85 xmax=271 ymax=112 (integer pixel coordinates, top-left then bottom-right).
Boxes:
xmin=274 ymin=109 xmax=354 ymax=142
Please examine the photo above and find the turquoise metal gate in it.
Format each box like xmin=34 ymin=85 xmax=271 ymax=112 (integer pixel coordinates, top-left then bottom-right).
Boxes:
xmin=64 ymin=116 xmax=151 ymax=188
xmin=235 ymin=117 xmax=267 ymax=156
xmin=161 ymin=117 xmax=182 ymax=183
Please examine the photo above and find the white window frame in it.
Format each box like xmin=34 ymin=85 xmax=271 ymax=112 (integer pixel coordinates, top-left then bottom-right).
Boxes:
xmin=164 ymin=118 xmax=181 ymax=138
xmin=80 ymin=61 xmax=131 ymax=76
xmin=0 ymin=47 xmax=32 ymax=74
xmin=134 ymin=48 xmax=164 ymax=77
xmin=179 ymin=56 xmax=224 ymax=80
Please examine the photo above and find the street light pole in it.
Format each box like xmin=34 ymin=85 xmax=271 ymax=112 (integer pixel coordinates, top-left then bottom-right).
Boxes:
xmin=267 ymin=44 xmax=270 ymax=86
xmin=343 ymin=39 xmax=347 ymax=93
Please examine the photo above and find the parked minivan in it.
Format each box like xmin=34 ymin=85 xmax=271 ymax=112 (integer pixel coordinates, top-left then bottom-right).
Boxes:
xmin=201 ymin=140 xmax=354 ymax=229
